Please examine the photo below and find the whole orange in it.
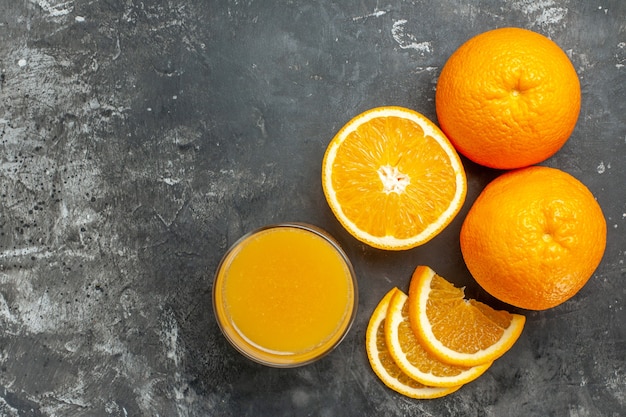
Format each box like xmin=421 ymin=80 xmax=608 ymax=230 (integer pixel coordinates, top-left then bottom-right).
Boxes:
xmin=435 ymin=28 xmax=581 ymax=169
xmin=460 ymin=166 xmax=606 ymax=310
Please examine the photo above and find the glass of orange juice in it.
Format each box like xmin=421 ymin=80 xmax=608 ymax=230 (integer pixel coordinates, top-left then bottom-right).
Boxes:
xmin=213 ymin=223 xmax=358 ymax=367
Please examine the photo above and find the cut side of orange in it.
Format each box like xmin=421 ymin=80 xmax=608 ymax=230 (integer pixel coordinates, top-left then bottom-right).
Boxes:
xmin=365 ymin=288 xmax=461 ymax=399
xmin=408 ymin=266 xmax=526 ymax=367
xmin=322 ymin=106 xmax=467 ymax=250
xmin=385 ymin=289 xmax=492 ymax=387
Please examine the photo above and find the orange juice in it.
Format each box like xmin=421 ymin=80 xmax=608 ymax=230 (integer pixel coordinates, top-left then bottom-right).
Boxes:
xmin=213 ymin=223 xmax=357 ymax=367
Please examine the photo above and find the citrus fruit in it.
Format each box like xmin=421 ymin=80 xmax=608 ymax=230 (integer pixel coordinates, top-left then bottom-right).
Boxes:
xmin=435 ymin=27 xmax=581 ymax=169
xmin=365 ymin=288 xmax=461 ymax=399
xmin=384 ymin=289 xmax=492 ymax=387
xmin=322 ymin=106 xmax=467 ymax=250
xmin=460 ymin=166 xmax=607 ymax=310
xmin=408 ymin=265 xmax=526 ymax=367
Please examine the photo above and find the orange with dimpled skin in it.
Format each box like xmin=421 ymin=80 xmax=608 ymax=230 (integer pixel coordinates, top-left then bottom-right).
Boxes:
xmin=436 ymin=27 xmax=581 ymax=169
xmin=460 ymin=166 xmax=607 ymax=310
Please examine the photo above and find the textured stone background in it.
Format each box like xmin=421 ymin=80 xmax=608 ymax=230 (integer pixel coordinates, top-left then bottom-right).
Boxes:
xmin=0 ymin=0 xmax=624 ymax=416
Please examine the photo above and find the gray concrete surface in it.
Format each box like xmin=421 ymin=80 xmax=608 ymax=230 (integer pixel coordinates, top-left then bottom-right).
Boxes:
xmin=0 ymin=1 xmax=624 ymax=416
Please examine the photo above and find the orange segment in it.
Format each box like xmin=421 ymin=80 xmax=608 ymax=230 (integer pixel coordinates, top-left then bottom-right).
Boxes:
xmin=365 ymin=288 xmax=461 ymax=399
xmin=385 ymin=289 xmax=492 ymax=387
xmin=322 ymin=106 xmax=467 ymax=250
xmin=408 ymin=266 xmax=525 ymax=367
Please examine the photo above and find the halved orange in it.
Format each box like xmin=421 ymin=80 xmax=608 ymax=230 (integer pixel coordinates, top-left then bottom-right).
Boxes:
xmin=365 ymin=288 xmax=461 ymax=399
xmin=322 ymin=106 xmax=467 ymax=250
xmin=408 ymin=266 xmax=525 ymax=367
xmin=385 ymin=289 xmax=492 ymax=387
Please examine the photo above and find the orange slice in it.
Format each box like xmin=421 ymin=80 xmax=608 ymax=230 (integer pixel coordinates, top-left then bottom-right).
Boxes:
xmin=408 ymin=266 xmax=526 ymax=367
xmin=365 ymin=288 xmax=461 ymax=399
xmin=322 ymin=106 xmax=467 ymax=250
xmin=385 ymin=289 xmax=492 ymax=387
